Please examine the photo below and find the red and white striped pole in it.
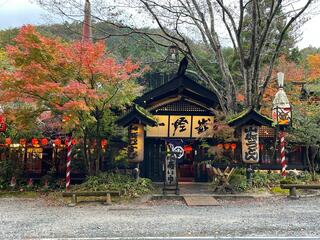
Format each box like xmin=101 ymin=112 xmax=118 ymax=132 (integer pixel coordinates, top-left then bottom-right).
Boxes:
xmin=66 ymin=135 xmax=72 ymax=192
xmin=280 ymin=131 xmax=286 ymax=177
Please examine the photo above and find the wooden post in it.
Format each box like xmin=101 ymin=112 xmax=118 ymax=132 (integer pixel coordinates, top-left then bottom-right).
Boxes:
xmin=66 ymin=135 xmax=72 ymax=192
xmin=104 ymin=193 xmax=112 ymax=205
xmin=289 ymin=187 xmax=299 ymax=199
xmin=68 ymin=193 xmax=77 ymax=207
xmin=280 ymin=131 xmax=287 ymax=177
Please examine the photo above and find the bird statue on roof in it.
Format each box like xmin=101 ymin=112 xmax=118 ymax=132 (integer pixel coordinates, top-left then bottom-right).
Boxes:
xmin=177 ymin=57 xmax=188 ymax=76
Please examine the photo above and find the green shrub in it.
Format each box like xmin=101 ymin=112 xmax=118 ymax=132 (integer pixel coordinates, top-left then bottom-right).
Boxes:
xmin=252 ymin=171 xmax=282 ymax=188
xmin=229 ymin=173 xmax=248 ymax=192
xmin=280 ymin=178 xmax=295 ymax=184
xmin=0 ymin=177 xmax=7 ymax=190
xmin=74 ymin=172 xmax=153 ymax=197
xmin=298 ymin=171 xmax=314 ymax=182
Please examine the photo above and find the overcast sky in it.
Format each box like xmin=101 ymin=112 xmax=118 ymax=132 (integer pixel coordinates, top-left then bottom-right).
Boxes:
xmin=0 ymin=0 xmax=320 ymax=49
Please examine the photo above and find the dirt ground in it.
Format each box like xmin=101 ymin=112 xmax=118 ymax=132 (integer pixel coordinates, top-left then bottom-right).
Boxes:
xmin=1 ymin=194 xmax=320 ymax=239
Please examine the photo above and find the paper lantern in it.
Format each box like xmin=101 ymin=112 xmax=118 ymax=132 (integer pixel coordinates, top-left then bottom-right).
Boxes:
xmin=19 ymin=139 xmax=26 ymax=146
xmin=101 ymin=139 xmax=107 ymax=148
xmin=224 ymin=143 xmax=230 ymax=150
xmin=0 ymin=115 xmax=6 ymax=132
xmin=54 ymin=138 xmax=61 ymax=146
xmin=259 ymin=143 xmax=264 ymax=151
xmin=72 ymin=139 xmax=76 ymax=145
xmin=31 ymin=138 xmax=38 ymax=146
xmin=231 ymin=143 xmax=237 ymax=151
xmin=41 ymin=138 xmax=48 ymax=145
xmin=5 ymin=137 xmax=11 ymax=145
xmin=184 ymin=145 xmax=193 ymax=153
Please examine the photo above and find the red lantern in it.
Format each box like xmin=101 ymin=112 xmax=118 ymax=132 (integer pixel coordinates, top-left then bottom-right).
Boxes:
xmin=231 ymin=143 xmax=237 ymax=151
xmin=5 ymin=137 xmax=11 ymax=145
xmin=41 ymin=138 xmax=48 ymax=145
xmin=72 ymin=139 xmax=76 ymax=145
xmin=259 ymin=143 xmax=264 ymax=151
xmin=101 ymin=139 xmax=107 ymax=148
xmin=224 ymin=143 xmax=230 ymax=150
xmin=184 ymin=145 xmax=193 ymax=153
xmin=54 ymin=138 xmax=61 ymax=146
xmin=19 ymin=139 xmax=26 ymax=146
xmin=217 ymin=144 xmax=223 ymax=149
xmin=31 ymin=138 xmax=38 ymax=146
xmin=0 ymin=115 xmax=6 ymax=132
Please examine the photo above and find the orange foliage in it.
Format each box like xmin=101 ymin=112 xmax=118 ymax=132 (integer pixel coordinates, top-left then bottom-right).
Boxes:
xmin=307 ymin=54 xmax=320 ymax=80
xmin=0 ymin=25 xmax=142 ymax=130
xmin=261 ymin=55 xmax=305 ymax=116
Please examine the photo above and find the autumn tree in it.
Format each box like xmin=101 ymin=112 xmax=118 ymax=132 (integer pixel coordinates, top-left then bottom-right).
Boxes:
xmin=0 ymin=25 xmax=143 ymax=175
xmin=37 ymin=0 xmax=315 ymax=114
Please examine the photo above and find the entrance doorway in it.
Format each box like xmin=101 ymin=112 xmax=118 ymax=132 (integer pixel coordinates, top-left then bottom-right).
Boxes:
xmin=177 ymin=142 xmax=195 ymax=182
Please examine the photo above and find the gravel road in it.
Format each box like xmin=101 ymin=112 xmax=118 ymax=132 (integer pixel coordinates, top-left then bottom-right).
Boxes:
xmin=1 ymin=196 xmax=320 ymax=239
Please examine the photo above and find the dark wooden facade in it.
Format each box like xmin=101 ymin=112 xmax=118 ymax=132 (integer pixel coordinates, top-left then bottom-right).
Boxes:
xmin=118 ymin=59 xmax=315 ymax=182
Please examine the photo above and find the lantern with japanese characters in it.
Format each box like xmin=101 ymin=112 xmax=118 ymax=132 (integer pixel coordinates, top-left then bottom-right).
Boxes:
xmin=128 ymin=124 xmax=144 ymax=163
xmin=272 ymin=72 xmax=292 ymax=127
xmin=241 ymin=125 xmax=260 ymax=164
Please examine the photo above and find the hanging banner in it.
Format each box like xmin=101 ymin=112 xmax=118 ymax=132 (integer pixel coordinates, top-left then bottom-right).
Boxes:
xmin=146 ymin=115 xmax=169 ymax=137
xmin=242 ymin=125 xmax=260 ymax=164
xmin=128 ymin=124 xmax=144 ymax=163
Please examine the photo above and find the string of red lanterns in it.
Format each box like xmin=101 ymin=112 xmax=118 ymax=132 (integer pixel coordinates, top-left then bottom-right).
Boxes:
xmin=3 ymin=137 xmax=106 ymax=148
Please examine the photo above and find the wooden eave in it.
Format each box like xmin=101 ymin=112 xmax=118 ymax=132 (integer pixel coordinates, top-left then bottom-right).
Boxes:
xmin=115 ymin=105 xmax=157 ymax=127
xmin=135 ymin=75 xmax=220 ymax=109
xmin=228 ymin=109 xmax=274 ymax=128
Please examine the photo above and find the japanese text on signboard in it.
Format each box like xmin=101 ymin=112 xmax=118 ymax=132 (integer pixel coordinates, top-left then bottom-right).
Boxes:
xmin=128 ymin=124 xmax=144 ymax=162
xmin=146 ymin=115 xmax=214 ymax=138
xmin=242 ymin=125 xmax=259 ymax=163
xmin=165 ymin=144 xmax=178 ymax=185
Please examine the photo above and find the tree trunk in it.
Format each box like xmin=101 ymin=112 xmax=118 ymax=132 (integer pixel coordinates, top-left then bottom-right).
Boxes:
xmin=95 ymin=117 xmax=102 ymax=175
xmin=310 ymin=145 xmax=319 ymax=181
xmin=82 ymin=130 xmax=90 ymax=175
xmin=305 ymin=146 xmax=316 ymax=181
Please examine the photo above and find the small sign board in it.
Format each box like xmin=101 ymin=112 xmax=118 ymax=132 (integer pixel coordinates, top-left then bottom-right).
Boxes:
xmin=128 ymin=124 xmax=144 ymax=163
xmin=242 ymin=125 xmax=260 ymax=164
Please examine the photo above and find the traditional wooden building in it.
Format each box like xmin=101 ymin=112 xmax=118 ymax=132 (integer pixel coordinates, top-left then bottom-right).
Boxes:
xmin=117 ymin=58 xmax=310 ymax=182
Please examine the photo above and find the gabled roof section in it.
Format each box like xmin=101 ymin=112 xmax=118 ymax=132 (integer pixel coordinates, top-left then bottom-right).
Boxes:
xmin=135 ymin=58 xmax=220 ymax=109
xmin=228 ymin=108 xmax=274 ymax=128
xmin=136 ymin=74 xmax=220 ymax=109
xmin=115 ymin=105 xmax=157 ymax=127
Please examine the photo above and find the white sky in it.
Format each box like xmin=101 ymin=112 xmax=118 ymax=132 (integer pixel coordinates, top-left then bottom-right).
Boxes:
xmin=0 ymin=0 xmax=319 ymax=49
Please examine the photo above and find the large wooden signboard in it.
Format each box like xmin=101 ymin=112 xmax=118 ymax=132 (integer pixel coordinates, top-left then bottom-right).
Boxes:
xmin=128 ymin=124 xmax=144 ymax=163
xmin=191 ymin=116 xmax=213 ymax=138
xmin=146 ymin=115 xmax=214 ymax=138
xmin=242 ymin=125 xmax=260 ymax=164
xmin=146 ymin=115 xmax=169 ymax=137
xmin=169 ymin=115 xmax=192 ymax=138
